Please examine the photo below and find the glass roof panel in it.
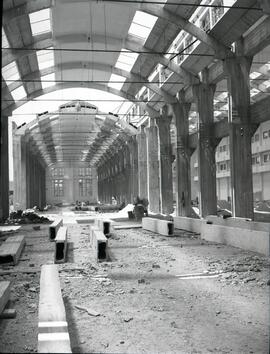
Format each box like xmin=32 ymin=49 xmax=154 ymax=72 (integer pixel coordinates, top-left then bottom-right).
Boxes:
xmin=11 ymin=86 xmax=27 ymax=101
xmin=2 ymin=28 xmax=9 ymax=48
xmin=41 ymin=73 xmax=55 ymax=89
xmin=37 ymin=47 xmax=54 ymax=70
xmin=29 ymin=9 xmax=51 ymax=36
xmin=2 ymin=61 xmax=20 ymax=83
xmin=108 ymin=73 xmax=126 ymax=91
xmin=128 ymin=11 xmax=157 ymax=42
xmin=115 ymin=50 xmax=139 ymax=72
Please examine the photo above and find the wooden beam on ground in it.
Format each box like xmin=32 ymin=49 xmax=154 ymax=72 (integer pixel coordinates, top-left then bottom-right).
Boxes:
xmin=54 ymin=227 xmax=68 ymax=264
xmin=49 ymin=219 xmax=63 ymax=241
xmin=0 ymin=281 xmax=11 ymax=315
xmin=142 ymin=217 xmax=174 ymax=236
xmin=38 ymin=264 xmax=71 ymax=353
xmin=0 ymin=235 xmax=26 ymax=265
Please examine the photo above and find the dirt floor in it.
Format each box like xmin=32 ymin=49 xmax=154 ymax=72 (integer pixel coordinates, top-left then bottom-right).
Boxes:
xmin=0 ymin=209 xmax=269 ymax=353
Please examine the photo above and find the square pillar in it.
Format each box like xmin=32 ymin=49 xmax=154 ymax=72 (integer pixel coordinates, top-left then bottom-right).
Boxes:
xmin=0 ymin=115 xmax=9 ymax=221
xmin=146 ymin=118 xmax=160 ymax=213
xmin=193 ymin=79 xmax=217 ymax=217
xmin=170 ymin=92 xmax=192 ymax=216
xmin=156 ymin=106 xmax=174 ymax=215
xmin=137 ymin=125 xmax=148 ymax=199
xmin=225 ymin=48 xmax=254 ymax=219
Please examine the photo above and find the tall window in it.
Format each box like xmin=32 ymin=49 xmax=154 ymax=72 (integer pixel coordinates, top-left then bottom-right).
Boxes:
xmin=79 ymin=178 xmax=91 ymax=197
xmin=53 ymin=179 xmax=64 ymax=197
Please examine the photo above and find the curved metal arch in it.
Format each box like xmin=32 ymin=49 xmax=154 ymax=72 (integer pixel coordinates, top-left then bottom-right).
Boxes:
xmin=3 ymin=82 xmax=159 ymax=118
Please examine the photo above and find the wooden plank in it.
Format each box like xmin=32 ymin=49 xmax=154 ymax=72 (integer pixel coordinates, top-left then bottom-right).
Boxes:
xmin=54 ymin=227 xmax=68 ymax=264
xmin=91 ymin=229 xmax=108 ymax=261
xmin=0 ymin=235 xmax=26 ymax=265
xmin=142 ymin=217 xmax=174 ymax=236
xmin=0 ymin=281 xmax=11 ymax=315
xmin=49 ymin=218 xmax=63 ymax=241
xmin=38 ymin=264 xmax=71 ymax=353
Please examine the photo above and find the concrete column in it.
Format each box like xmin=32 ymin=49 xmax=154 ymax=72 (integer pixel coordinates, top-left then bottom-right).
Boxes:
xmin=193 ymin=79 xmax=217 ymax=217
xmin=130 ymin=136 xmax=139 ymax=202
xmin=125 ymin=143 xmax=132 ymax=203
xmin=225 ymin=47 xmax=254 ymax=219
xmin=137 ymin=125 xmax=148 ymax=199
xmin=0 ymin=115 xmax=9 ymax=221
xmin=146 ymin=118 xmax=160 ymax=213
xmin=156 ymin=106 xmax=173 ymax=215
xmin=171 ymin=92 xmax=192 ymax=216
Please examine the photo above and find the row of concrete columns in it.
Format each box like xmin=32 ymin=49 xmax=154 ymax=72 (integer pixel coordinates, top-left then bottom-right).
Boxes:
xmin=97 ymin=137 xmax=138 ymax=205
xmin=13 ymin=134 xmax=46 ymax=211
xmin=97 ymin=50 xmax=255 ymax=219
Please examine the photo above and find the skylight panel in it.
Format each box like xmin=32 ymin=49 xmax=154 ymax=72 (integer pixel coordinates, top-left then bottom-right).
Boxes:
xmin=115 ymin=50 xmax=138 ymax=72
xmin=108 ymin=73 xmax=126 ymax=91
xmin=2 ymin=61 xmax=20 ymax=83
xmin=2 ymin=28 xmax=9 ymax=48
xmin=37 ymin=47 xmax=54 ymax=70
xmin=250 ymin=72 xmax=261 ymax=80
xmin=29 ymin=9 xmax=51 ymax=36
xmin=128 ymin=11 xmax=158 ymax=41
xmin=41 ymin=73 xmax=55 ymax=89
xmin=250 ymin=88 xmax=260 ymax=97
xmin=11 ymin=86 xmax=27 ymax=101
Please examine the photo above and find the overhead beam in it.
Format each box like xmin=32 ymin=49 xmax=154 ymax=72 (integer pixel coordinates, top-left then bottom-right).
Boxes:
xmin=243 ymin=15 xmax=270 ymax=57
xmin=140 ymin=4 xmax=233 ymax=58
xmin=3 ymin=0 xmax=52 ymax=24
xmin=3 ymin=61 xmax=176 ymax=104
xmin=2 ymin=82 xmax=159 ymax=118
xmin=188 ymin=96 xmax=270 ymax=150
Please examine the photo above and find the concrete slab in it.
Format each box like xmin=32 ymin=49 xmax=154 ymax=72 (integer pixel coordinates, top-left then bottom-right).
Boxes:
xmin=0 ymin=235 xmax=26 ymax=265
xmin=174 ymin=216 xmax=202 ymax=234
xmin=142 ymin=217 xmax=174 ymax=236
xmin=201 ymin=222 xmax=270 ymax=256
xmin=38 ymin=264 xmax=71 ymax=353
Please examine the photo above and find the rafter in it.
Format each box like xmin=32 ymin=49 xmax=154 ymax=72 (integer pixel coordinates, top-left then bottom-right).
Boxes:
xmin=140 ymin=4 xmax=233 ymax=59
xmin=2 ymin=82 xmax=159 ymax=118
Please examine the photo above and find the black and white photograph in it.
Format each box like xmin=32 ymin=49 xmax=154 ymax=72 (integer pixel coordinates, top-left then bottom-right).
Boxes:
xmin=0 ymin=0 xmax=269 ymax=353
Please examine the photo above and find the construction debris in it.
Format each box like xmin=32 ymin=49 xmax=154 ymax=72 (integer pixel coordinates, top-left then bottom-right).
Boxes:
xmin=7 ymin=210 xmax=50 ymax=225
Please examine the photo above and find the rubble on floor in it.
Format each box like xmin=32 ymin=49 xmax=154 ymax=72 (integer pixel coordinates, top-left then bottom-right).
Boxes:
xmin=6 ymin=210 xmax=51 ymax=225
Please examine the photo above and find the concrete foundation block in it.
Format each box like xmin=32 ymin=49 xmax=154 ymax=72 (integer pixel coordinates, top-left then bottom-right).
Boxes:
xmin=49 ymin=218 xmax=63 ymax=241
xmin=174 ymin=216 xmax=202 ymax=234
xmin=95 ymin=218 xmax=113 ymax=235
xmin=142 ymin=217 xmax=174 ymax=236
xmin=0 ymin=235 xmax=26 ymax=265
xmin=38 ymin=264 xmax=71 ymax=353
xmin=206 ymin=215 xmax=270 ymax=233
xmin=54 ymin=227 xmax=68 ymax=264
xmin=0 ymin=281 xmax=11 ymax=315
xmin=201 ymin=222 xmax=270 ymax=256
xmin=91 ymin=228 xmax=108 ymax=261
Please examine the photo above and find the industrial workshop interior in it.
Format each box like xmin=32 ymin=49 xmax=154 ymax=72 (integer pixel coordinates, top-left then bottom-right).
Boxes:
xmin=0 ymin=0 xmax=270 ymax=353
